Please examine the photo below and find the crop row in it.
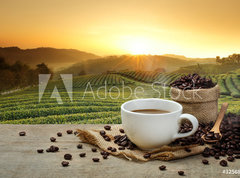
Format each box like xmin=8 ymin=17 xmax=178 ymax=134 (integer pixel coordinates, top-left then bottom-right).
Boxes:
xmin=0 ymin=111 xmax=120 ymax=124
xmin=225 ymin=75 xmax=240 ymax=98
xmin=0 ymin=106 xmax=120 ymax=121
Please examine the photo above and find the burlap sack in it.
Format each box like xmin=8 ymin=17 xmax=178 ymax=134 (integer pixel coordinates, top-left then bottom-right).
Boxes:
xmin=170 ymin=85 xmax=220 ymax=124
xmin=77 ymin=125 xmax=206 ymax=161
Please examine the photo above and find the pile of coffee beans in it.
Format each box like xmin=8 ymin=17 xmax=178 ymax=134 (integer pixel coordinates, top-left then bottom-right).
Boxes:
xmin=204 ymin=131 xmax=221 ymax=141
xmin=170 ymin=73 xmax=216 ymax=90
xmin=174 ymin=113 xmax=240 ymax=167
xmin=113 ymin=134 xmax=136 ymax=150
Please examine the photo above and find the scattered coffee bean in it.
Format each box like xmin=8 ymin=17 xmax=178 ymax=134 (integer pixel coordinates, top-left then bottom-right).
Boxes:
xmin=79 ymin=153 xmax=86 ymax=157
xmin=220 ymin=160 xmax=228 ymax=167
xmin=46 ymin=145 xmax=59 ymax=153
xmin=104 ymin=125 xmax=111 ymax=130
xmin=119 ymin=129 xmax=125 ymax=133
xmin=37 ymin=149 xmax=44 ymax=153
xmin=202 ymin=159 xmax=209 ymax=165
xmin=50 ymin=137 xmax=56 ymax=142
xmin=118 ymin=147 xmax=125 ymax=150
xmin=74 ymin=131 xmax=78 ymax=135
xmin=178 ymin=171 xmax=184 ymax=176
xmin=64 ymin=154 xmax=72 ymax=160
xmin=227 ymin=156 xmax=234 ymax=162
xmin=107 ymin=147 xmax=112 ymax=151
xmin=104 ymin=136 xmax=111 ymax=142
xmin=184 ymin=148 xmax=191 ymax=152
xmin=102 ymin=155 xmax=108 ymax=159
xmin=214 ymin=155 xmax=220 ymax=159
xmin=57 ymin=132 xmax=62 ymax=137
xmin=143 ymin=153 xmax=151 ymax=159
xmin=235 ymin=155 xmax=240 ymax=159
xmin=92 ymin=148 xmax=97 ymax=152
xmin=77 ymin=144 xmax=83 ymax=149
xmin=159 ymin=165 xmax=166 ymax=171
xmin=19 ymin=131 xmax=26 ymax=136
xmin=100 ymin=130 xmax=106 ymax=136
xmin=92 ymin=158 xmax=100 ymax=162
xmin=61 ymin=161 xmax=69 ymax=167
xmin=111 ymin=148 xmax=117 ymax=152
xmin=170 ymin=73 xmax=215 ymax=90
xmin=66 ymin=130 xmax=73 ymax=134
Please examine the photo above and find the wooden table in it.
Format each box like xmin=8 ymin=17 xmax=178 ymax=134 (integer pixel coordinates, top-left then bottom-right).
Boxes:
xmin=0 ymin=125 xmax=239 ymax=178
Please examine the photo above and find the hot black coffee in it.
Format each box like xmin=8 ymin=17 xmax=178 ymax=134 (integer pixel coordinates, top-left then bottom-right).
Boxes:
xmin=131 ymin=109 xmax=170 ymax=114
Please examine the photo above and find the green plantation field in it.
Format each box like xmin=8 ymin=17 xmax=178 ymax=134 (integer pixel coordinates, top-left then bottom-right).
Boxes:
xmin=0 ymin=72 xmax=240 ymax=124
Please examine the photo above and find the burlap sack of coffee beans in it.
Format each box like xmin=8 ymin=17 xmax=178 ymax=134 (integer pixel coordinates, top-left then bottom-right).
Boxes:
xmin=170 ymin=85 xmax=220 ymax=124
xmin=77 ymin=125 xmax=206 ymax=161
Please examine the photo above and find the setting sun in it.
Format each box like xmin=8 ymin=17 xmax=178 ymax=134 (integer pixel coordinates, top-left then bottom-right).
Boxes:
xmin=120 ymin=37 xmax=158 ymax=55
xmin=128 ymin=39 xmax=151 ymax=55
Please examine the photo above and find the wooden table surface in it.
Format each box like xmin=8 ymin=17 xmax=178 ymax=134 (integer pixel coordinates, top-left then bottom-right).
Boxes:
xmin=0 ymin=124 xmax=239 ymax=178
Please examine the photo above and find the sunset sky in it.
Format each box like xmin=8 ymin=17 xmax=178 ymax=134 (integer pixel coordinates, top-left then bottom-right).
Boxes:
xmin=1 ymin=0 xmax=240 ymax=57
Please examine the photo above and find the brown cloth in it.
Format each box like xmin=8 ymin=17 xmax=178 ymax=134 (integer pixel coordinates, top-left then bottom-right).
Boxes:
xmin=170 ymin=85 xmax=220 ymax=124
xmin=77 ymin=125 xmax=206 ymax=161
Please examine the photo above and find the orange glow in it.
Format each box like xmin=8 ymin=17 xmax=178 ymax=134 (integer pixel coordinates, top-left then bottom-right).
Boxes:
xmin=1 ymin=0 xmax=240 ymax=58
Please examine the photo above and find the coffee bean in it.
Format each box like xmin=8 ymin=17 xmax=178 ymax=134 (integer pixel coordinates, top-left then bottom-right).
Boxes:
xmin=92 ymin=158 xmax=100 ymax=162
xmin=19 ymin=131 xmax=26 ymax=136
xmin=220 ymin=160 xmax=228 ymax=167
xmin=92 ymin=148 xmax=97 ymax=152
xmin=46 ymin=145 xmax=59 ymax=153
xmin=100 ymin=130 xmax=106 ymax=136
xmin=111 ymin=148 xmax=117 ymax=152
xmin=104 ymin=125 xmax=111 ymax=130
xmin=184 ymin=148 xmax=191 ymax=152
xmin=57 ymin=132 xmax=62 ymax=137
xmin=37 ymin=149 xmax=44 ymax=153
xmin=159 ymin=165 xmax=166 ymax=170
xmin=64 ymin=154 xmax=72 ymax=160
xmin=49 ymin=145 xmax=59 ymax=152
xmin=100 ymin=151 xmax=106 ymax=155
xmin=50 ymin=137 xmax=56 ymax=142
xmin=118 ymin=147 xmax=125 ymax=150
xmin=77 ymin=144 xmax=83 ymax=149
xmin=178 ymin=171 xmax=184 ymax=176
xmin=79 ymin=153 xmax=86 ymax=157
xmin=61 ymin=161 xmax=69 ymax=167
xmin=102 ymin=155 xmax=108 ymax=159
xmin=74 ymin=131 xmax=78 ymax=135
xmin=66 ymin=130 xmax=73 ymax=134
xmin=227 ymin=156 xmax=234 ymax=162
xmin=202 ymin=159 xmax=209 ymax=165
xmin=107 ymin=147 xmax=112 ymax=151
xmin=104 ymin=136 xmax=111 ymax=142
xmin=143 ymin=153 xmax=151 ymax=159
xmin=235 ymin=155 xmax=240 ymax=159
xmin=119 ymin=129 xmax=125 ymax=133
xmin=214 ymin=155 xmax=220 ymax=159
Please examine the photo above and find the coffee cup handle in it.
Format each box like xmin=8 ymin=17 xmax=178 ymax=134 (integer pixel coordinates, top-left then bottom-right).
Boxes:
xmin=172 ymin=114 xmax=199 ymax=140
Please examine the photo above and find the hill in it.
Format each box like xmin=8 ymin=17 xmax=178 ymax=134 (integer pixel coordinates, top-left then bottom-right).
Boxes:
xmin=0 ymin=47 xmax=99 ymax=70
xmin=174 ymin=64 xmax=240 ymax=74
xmin=57 ymin=54 xmax=216 ymax=76
xmin=163 ymin=54 xmax=216 ymax=63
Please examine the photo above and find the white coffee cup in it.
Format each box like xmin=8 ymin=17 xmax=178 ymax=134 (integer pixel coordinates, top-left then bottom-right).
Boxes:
xmin=121 ymin=98 xmax=199 ymax=150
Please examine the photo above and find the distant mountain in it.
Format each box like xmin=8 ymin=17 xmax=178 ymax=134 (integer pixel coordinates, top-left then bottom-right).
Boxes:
xmin=163 ymin=54 xmax=216 ymax=63
xmin=57 ymin=54 xmax=216 ymax=76
xmin=0 ymin=47 xmax=99 ymax=70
